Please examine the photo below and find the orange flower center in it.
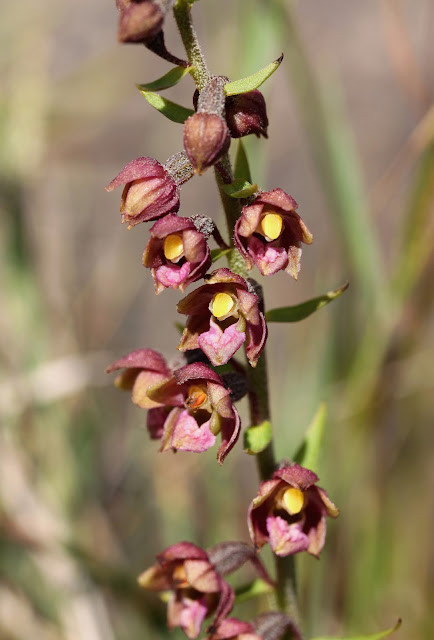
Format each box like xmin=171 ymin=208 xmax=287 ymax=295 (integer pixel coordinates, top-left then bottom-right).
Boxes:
xmin=163 ymin=234 xmax=184 ymax=262
xmin=260 ymin=212 xmax=283 ymax=241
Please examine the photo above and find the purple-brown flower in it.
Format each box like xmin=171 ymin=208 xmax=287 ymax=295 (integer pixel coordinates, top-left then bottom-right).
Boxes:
xmin=143 ymin=214 xmax=211 ymax=293
xmin=225 ymin=90 xmax=268 ymax=139
xmin=206 ymin=618 xmax=262 ymax=640
xmin=147 ymin=362 xmax=241 ymax=464
xmin=248 ymin=464 xmax=339 ymax=558
xmin=138 ymin=542 xmax=234 ymax=639
xmin=234 ymin=189 xmax=313 ymax=278
xmin=105 ymin=156 xmax=180 ymax=227
xmin=105 ymin=348 xmax=173 ymax=410
xmin=177 ymin=268 xmax=267 ymax=368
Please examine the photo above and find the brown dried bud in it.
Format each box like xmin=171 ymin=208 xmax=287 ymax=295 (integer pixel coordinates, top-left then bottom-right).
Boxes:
xmin=225 ymin=90 xmax=268 ymax=139
xmin=183 ymin=112 xmax=231 ymax=175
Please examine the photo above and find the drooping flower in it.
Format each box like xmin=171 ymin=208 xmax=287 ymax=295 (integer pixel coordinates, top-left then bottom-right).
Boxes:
xmin=105 ymin=156 xmax=180 ymax=227
xmin=143 ymin=214 xmax=211 ymax=293
xmin=234 ymin=189 xmax=313 ymax=277
xmin=248 ymin=463 xmax=339 ymax=558
xmin=147 ymin=362 xmax=241 ymax=464
xmin=138 ymin=542 xmax=235 ymax=639
xmin=105 ymin=348 xmax=173 ymax=410
xmin=177 ymin=268 xmax=267 ymax=368
xmin=225 ymin=90 xmax=268 ymax=139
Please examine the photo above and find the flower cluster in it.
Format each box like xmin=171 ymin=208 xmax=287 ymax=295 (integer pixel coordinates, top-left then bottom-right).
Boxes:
xmin=107 ymin=2 xmax=339 ymax=638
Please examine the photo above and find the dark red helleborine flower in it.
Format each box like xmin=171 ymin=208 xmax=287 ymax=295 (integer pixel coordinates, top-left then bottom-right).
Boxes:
xmin=138 ymin=542 xmax=234 ymax=639
xmin=206 ymin=617 xmax=263 ymax=640
xmin=248 ymin=463 xmax=339 ymax=558
xmin=177 ymin=268 xmax=267 ymax=367
xmin=105 ymin=156 xmax=180 ymax=227
xmin=143 ymin=214 xmax=211 ymax=293
xmin=147 ymin=362 xmax=241 ymax=464
xmin=234 ymin=189 xmax=313 ymax=277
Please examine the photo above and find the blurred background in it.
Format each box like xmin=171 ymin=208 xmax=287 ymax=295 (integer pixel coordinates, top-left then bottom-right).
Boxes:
xmin=1 ymin=0 xmax=433 ymax=638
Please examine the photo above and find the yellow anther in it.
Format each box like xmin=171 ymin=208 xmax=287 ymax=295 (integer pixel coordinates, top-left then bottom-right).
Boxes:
xmin=163 ymin=234 xmax=184 ymax=261
xmin=186 ymin=385 xmax=208 ymax=410
xmin=282 ymin=487 xmax=305 ymax=515
xmin=260 ymin=213 xmax=283 ymax=241
xmin=211 ymin=292 xmax=235 ymax=319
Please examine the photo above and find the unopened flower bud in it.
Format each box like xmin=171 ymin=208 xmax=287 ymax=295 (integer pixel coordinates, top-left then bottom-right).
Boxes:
xmin=225 ymin=90 xmax=269 ymax=139
xmin=183 ymin=112 xmax=230 ymax=175
xmin=117 ymin=0 xmax=164 ymax=44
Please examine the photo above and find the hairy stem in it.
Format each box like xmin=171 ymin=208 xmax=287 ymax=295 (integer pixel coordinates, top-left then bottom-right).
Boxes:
xmin=173 ymin=0 xmax=211 ymax=91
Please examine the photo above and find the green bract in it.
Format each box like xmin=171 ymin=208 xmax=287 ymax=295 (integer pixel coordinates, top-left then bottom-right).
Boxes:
xmin=136 ymin=65 xmax=194 ymax=92
xmin=244 ymin=420 xmax=272 ymax=455
xmin=294 ymin=403 xmax=326 ymax=473
xmin=224 ymin=54 xmax=283 ymax=97
xmin=138 ymin=90 xmax=194 ymax=123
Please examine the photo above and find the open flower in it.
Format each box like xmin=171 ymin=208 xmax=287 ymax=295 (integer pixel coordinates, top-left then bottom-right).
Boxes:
xmin=177 ymin=268 xmax=267 ymax=367
xmin=248 ymin=464 xmax=339 ymax=558
xmin=143 ymin=214 xmax=211 ymax=293
xmin=138 ymin=542 xmax=234 ymax=639
xmin=105 ymin=156 xmax=180 ymax=227
xmin=147 ymin=362 xmax=241 ymax=464
xmin=234 ymin=189 xmax=313 ymax=277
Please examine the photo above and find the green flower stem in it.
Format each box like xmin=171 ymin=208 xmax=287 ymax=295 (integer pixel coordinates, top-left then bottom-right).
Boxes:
xmin=173 ymin=0 xmax=211 ymax=91
xmin=174 ymin=3 xmax=300 ymax=628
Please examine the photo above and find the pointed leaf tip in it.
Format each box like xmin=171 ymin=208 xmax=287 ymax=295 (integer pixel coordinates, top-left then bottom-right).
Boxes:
xmin=224 ymin=55 xmax=283 ymax=97
xmin=222 ymin=179 xmax=258 ymax=198
xmin=265 ymin=282 xmax=349 ymax=323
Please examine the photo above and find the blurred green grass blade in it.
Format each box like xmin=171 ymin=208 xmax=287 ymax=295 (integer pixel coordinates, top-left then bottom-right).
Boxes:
xmin=136 ymin=65 xmax=194 ymax=92
xmin=311 ymin=618 xmax=402 ymax=640
xmin=224 ymin=54 xmax=283 ymax=96
xmin=271 ymin=1 xmax=384 ymax=311
xmin=234 ymin=139 xmax=252 ymax=183
xmin=210 ymin=248 xmax=231 ymax=263
xmin=391 ymin=140 xmax=434 ymax=302
xmin=235 ymin=578 xmax=274 ymax=603
xmin=294 ymin=403 xmax=326 ymax=472
xmin=138 ymin=90 xmax=194 ymax=123
xmin=265 ymin=283 xmax=348 ymax=323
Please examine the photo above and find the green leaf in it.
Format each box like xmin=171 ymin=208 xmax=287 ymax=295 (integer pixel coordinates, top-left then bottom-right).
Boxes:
xmin=235 ymin=578 xmax=273 ymax=604
xmin=138 ymin=90 xmax=194 ymax=124
xmin=210 ymin=248 xmax=232 ymax=263
xmin=234 ymin=140 xmax=253 ymax=183
xmin=222 ymin=179 xmax=258 ymax=198
xmin=244 ymin=420 xmax=272 ymax=455
xmin=294 ymin=403 xmax=326 ymax=472
xmin=224 ymin=54 xmax=284 ymax=96
xmin=265 ymin=282 xmax=349 ymax=323
xmin=136 ymin=66 xmax=194 ymax=92
xmin=311 ymin=618 xmax=402 ymax=640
